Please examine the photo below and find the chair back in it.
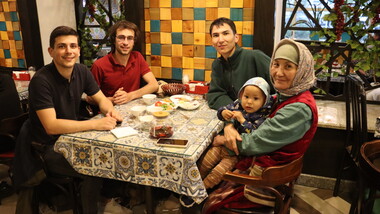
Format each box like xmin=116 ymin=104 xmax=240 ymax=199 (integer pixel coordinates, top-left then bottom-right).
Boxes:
xmin=344 ymin=75 xmax=367 ymax=162
xmin=0 ymin=113 xmax=29 ymax=138
xmin=359 ymin=140 xmax=380 ymax=189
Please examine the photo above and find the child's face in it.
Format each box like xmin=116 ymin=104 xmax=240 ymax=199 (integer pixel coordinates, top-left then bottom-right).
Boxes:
xmin=270 ymin=58 xmax=298 ymax=90
xmin=240 ymin=85 xmax=266 ymax=113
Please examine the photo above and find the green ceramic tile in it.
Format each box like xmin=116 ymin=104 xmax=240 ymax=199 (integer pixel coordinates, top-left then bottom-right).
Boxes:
xmin=151 ymin=43 xmax=161 ymax=55
xmin=18 ymin=59 xmax=25 ymax=67
xmin=0 ymin=22 xmax=6 ymax=31
xmin=150 ymin=20 xmax=160 ymax=32
xmin=13 ymin=31 xmax=21 ymax=40
xmin=171 ymin=0 xmax=182 ymax=8
xmin=194 ymin=69 xmax=205 ymax=81
xmin=230 ymin=8 xmax=243 ymax=21
xmin=172 ymin=67 xmax=183 ymax=80
xmin=194 ymin=8 xmax=205 ymax=20
xmin=242 ymin=34 xmax=253 ymax=47
xmin=205 ymin=46 xmax=217 ymax=58
xmin=10 ymin=12 xmax=18 ymax=21
xmin=172 ymin=32 xmax=182 ymax=44
xmin=4 ymin=49 xmax=11 ymax=58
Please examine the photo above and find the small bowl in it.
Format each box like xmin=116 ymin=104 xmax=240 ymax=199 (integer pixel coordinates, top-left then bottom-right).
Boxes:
xmin=161 ymin=83 xmax=186 ymax=96
xmin=130 ymin=105 xmax=146 ymax=117
xmin=142 ymin=94 xmax=157 ymax=105
xmin=146 ymin=106 xmax=162 ymax=114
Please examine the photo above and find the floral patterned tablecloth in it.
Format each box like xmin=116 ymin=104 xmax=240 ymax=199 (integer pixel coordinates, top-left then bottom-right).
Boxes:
xmin=14 ymin=80 xmax=29 ymax=100
xmin=54 ymin=95 xmax=223 ymax=203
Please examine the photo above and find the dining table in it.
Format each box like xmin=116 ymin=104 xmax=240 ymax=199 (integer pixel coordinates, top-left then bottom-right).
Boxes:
xmin=53 ymin=94 xmax=224 ymax=213
xmin=14 ymin=80 xmax=29 ymax=112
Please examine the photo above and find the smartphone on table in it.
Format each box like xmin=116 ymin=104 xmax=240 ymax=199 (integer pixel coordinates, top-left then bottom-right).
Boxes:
xmin=155 ymin=138 xmax=189 ymax=148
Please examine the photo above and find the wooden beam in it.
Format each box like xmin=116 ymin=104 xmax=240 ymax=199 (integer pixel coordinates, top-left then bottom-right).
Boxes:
xmin=253 ymin=0 xmax=275 ymax=57
xmin=124 ymin=0 xmax=145 ymax=56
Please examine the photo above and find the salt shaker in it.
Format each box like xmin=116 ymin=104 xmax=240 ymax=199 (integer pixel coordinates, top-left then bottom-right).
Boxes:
xmin=182 ymin=74 xmax=189 ymax=85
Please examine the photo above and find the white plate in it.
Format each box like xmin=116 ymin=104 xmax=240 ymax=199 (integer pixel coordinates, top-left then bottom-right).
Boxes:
xmin=170 ymin=95 xmax=193 ymax=104
xmin=150 ymin=100 xmax=177 ymax=112
xmin=178 ymin=100 xmax=200 ymax=110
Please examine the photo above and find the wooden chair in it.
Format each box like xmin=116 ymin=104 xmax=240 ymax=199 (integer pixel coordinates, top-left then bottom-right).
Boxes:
xmin=220 ymin=156 xmax=304 ymax=214
xmin=333 ymin=75 xmax=368 ymax=196
xmin=349 ymin=140 xmax=380 ymax=214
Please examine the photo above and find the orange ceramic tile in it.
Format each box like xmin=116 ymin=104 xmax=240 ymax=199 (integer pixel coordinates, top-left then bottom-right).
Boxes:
xmin=150 ymin=32 xmax=160 ymax=43
xmin=0 ymin=50 xmax=3 ymax=58
xmin=4 ymin=12 xmax=10 ymax=21
xmin=206 ymin=58 xmax=214 ymax=70
xmin=149 ymin=0 xmax=160 ymax=8
xmin=206 ymin=0 xmax=218 ymax=7
xmin=244 ymin=0 xmax=254 ymax=8
xmin=205 ymin=34 xmax=213 ymax=46
xmin=182 ymin=33 xmax=194 ymax=45
xmin=194 ymin=57 xmax=206 ymax=69
xmin=205 ymin=70 xmax=212 ymax=82
xmin=182 ymin=8 xmax=194 ymax=20
xmin=243 ymin=21 xmax=254 ymax=35
xmin=7 ymin=31 xmax=13 ymax=40
xmin=183 ymin=45 xmax=194 ymax=57
xmin=146 ymin=44 xmax=151 ymax=55
xmin=194 ymin=45 xmax=205 ymax=57
xmin=150 ymin=8 xmax=160 ymax=20
xmin=194 ymin=33 xmax=205 ymax=45
xmin=160 ymin=32 xmax=172 ymax=44
xmin=144 ymin=0 xmax=149 ymax=8
xmin=161 ymin=67 xmax=172 ymax=79
xmin=9 ymin=40 xmax=15 ymax=49
xmin=160 ymin=8 xmax=171 ymax=20
xmin=159 ymin=0 xmax=171 ymax=7
xmin=8 ymin=1 xmax=16 ymax=11
xmin=150 ymin=55 xmax=161 ymax=66
xmin=206 ymin=8 xmax=218 ymax=21
xmin=161 ymin=44 xmax=172 ymax=56
xmin=218 ymin=0 xmax=230 ymax=8
xmin=2 ymin=2 xmax=9 ymax=12
xmin=145 ymin=20 xmax=151 ymax=32
xmin=243 ymin=8 xmax=253 ymax=20
xmin=194 ymin=1 xmax=206 ymax=7
xmin=144 ymin=9 xmax=150 ymax=20
xmin=161 ymin=56 xmax=172 ymax=67
xmin=230 ymin=0 xmax=243 ymax=8
xmin=171 ymin=8 xmax=182 ymax=20
xmin=183 ymin=69 xmax=194 ymax=80
xmin=1 ymin=31 xmax=8 ymax=40
xmin=206 ymin=21 xmax=213 ymax=34
xmin=15 ymin=41 xmax=23 ymax=50
xmin=183 ymin=57 xmax=194 ymax=69
xmin=171 ymin=20 xmax=182 ymax=32
xmin=16 ymin=50 xmax=25 ymax=59
xmin=145 ymin=32 xmax=151 ymax=43
xmin=0 ymin=59 xmax=4 ymax=66
xmin=10 ymin=49 xmax=16 ymax=58
xmin=150 ymin=66 xmax=162 ymax=77
xmin=182 ymin=0 xmax=194 ymax=7
xmin=0 ymin=3 xmax=3 ymax=12
xmin=218 ymin=8 xmax=230 ymax=18
xmin=194 ymin=20 xmax=206 ymax=33
xmin=172 ymin=56 xmax=182 ymax=68
xmin=0 ymin=13 xmax=4 ymax=21
xmin=172 ymin=44 xmax=183 ymax=56
xmin=182 ymin=20 xmax=194 ymax=33
xmin=234 ymin=21 xmax=243 ymax=34
xmin=160 ymin=20 xmax=172 ymax=32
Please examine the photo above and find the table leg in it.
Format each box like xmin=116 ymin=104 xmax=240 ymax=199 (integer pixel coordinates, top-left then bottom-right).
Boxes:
xmin=145 ymin=186 xmax=154 ymax=214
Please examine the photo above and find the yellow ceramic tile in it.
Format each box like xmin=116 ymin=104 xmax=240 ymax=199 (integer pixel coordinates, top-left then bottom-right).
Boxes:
xmin=243 ymin=21 xmax=254 ymax=35
xmin=194 ymin=1 xmax=206 ymax=7
xmin=9 ymin=40 xmax=15 ymax=49
xmin=182 ymin=0 xmax=194 ymax=7
xmin=150 ymin=8 xmax=160 ymax=20
xmin=159 ymin=0 xmax=171 ymax=7
xmin=150 ymin=66 xmax=162 ymax=78
xmin=145 ymin=20 xmax=150 ymax=32
xmin=230 ymin=0 xmax=243 ymax=8
xmin=160 ymin=32 xmax=172 ymax=44
xmin=172 ymin=44 xmax=183 ymax=56
xmin=144 ymin=0 xmax=150 ymax=8
xmin=2 ymin=2 xmax=9 ymax=12
xmin=0 ymin=13 xmax=5 ymax=21
xmin=182 ymin=8 xmax=194 ymax=20
xmin=5 ymin=59 xmax=12 ymax=67
xmin=183 ymin=57 xmax=194 ymax=69
xmin=161 ymin=44 xmax=172 ymax=56
xmin=161 ymin=56 xmax=172 ymax=67
xmin=194 ymin=20 xmax=206 ymax=33
xmin=183 ymin=69 xmax=194 ymax=80
xmin=194 ymin=33 xmax=205 ymax=45
xmin=1 ymin=31 xmax=8 ymax=40
xmin=0 ymin=51 xmax=4 ymax=58
xmin=234 ymin=21 xmax=243 ymax=34
xmin=218 ymin=8 xmax=230 ymax=18
xmin=146 ymin=44 xmax=151 ymax=55
xmin=10 ymin=49 xmax=17 ymax=58
xmin=172 ymin=20 xmax=182 ymax=32
xmin=160 ymin=8 xmax=171 ymax=20
xmin=206 ymin=0 xmax=218 ymax=7
xmin=194 ymin=57 xmax=206 ymax=69
xmin=161 ymin=67 xmax=172 ymax=79
xmin=205 ymin=70 xmax=212 ymax=82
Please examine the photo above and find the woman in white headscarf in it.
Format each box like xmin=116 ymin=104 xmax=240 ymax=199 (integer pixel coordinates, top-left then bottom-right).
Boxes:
xmin=202 ymin=39 xmax=319 ymax=213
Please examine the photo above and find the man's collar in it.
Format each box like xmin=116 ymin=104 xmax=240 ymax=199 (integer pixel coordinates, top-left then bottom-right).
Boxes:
xmin=218 ymin=44 xmax=242 ymax=62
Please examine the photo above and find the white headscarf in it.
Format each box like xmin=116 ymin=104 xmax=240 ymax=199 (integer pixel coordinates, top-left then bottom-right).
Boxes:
xmin=270 ymin=39 xmax=316 ymax=96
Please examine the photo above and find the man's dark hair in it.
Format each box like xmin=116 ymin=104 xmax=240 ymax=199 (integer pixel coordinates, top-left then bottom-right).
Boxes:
xmin=108 ymin=20 xmax=140 ymax=53
xmin=49 ymin=26 xmax=79 ymax=48
xmin=209 ymin=17 xmax=237 ymax=35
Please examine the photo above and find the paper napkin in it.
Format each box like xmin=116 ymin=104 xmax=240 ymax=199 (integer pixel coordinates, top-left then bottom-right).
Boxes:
xmin=111 ymin=126 xmax=138 ymax=138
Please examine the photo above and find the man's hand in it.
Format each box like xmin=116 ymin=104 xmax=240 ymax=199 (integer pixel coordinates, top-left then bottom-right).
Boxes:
xmin=107 ymin=110 xmax=123 ymax=122
xmin=232 ymin=111 xmax=245 ymax=124
xmin=223 ymin=123 xmax=241 ymax=155
xmin=113 ymin=87 xmax=134 ymax=105
xmin=95 ymin=114 xmax=118 ymax=130
xmin=222 ymin=110 xmax=234 ymax=121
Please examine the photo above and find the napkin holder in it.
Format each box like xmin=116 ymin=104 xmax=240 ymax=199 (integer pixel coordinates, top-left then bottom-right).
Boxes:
xmin=185 ymin=81 xmax=209 ymax=94
xmin=13 ymin=71 xmax=30 ymax=81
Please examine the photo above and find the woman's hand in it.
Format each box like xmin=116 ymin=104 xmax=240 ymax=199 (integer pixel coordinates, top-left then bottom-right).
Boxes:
xmin=212 ymin=135 xmax=226 ymax=146
xmin=223 ymin=123 xmax=241 ymax=155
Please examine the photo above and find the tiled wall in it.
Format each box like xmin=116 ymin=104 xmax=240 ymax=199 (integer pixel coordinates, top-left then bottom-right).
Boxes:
xmin=144 ymin=0 xmax=255 ymax=82
xmin=0 ymin=0 xmax=25 ymax=68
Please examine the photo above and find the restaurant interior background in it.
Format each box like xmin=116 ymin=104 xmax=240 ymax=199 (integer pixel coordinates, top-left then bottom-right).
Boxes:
xmin=1 ymin=0 xmax=379 ymax=196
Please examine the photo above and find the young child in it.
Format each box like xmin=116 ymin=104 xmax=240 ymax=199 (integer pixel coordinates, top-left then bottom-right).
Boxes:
xmin=198 ymin=77 xmax=274 ymax=190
